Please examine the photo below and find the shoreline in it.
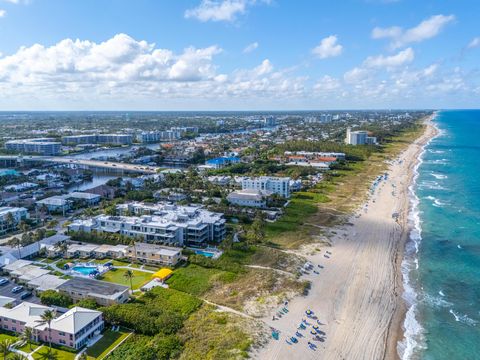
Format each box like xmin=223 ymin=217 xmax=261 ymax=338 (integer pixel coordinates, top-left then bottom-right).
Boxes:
xmin=254 ymin=115 xmax=439 ymax=360
xmin=394 ymin=115 xmax=440 ymax=359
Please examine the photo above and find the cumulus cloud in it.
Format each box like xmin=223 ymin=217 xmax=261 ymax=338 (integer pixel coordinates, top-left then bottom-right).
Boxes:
xmin=467 ymin=37 xmax=480 ymax=49
xmin=372 ymin=14 xmax=455 ymax=49
xmin=0 ymin=34 xmax=224 ymax=84
xmin=0 ymin=34 xmax=311 ymax=108
xmin=312 ymin=35 xmax=343 ymax=59
xmin=185 ymin=0 xmax=267 ymax=22
xmin=364 ymin=47 xmax=414 ymax=68
xmin=243 ymin=41 xmax=259 ymax=53
xmin=0 ymin=9 xmax=6 ymax=17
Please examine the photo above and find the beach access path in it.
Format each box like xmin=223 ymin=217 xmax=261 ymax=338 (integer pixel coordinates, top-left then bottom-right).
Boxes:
xmin=255 ymin=118 xmax=437 ymax=360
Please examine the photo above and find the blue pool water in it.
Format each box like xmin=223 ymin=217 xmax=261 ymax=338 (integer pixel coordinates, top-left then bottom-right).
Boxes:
xmin=195 ymin=250 xmax=214 ymax=258
xmin=400 ymin=110 xmax=480 ymax=359
xmin=72 ymin=266 xmax=98 ymax=275
xmin=0 ymin=169 xmax=19 ymax=177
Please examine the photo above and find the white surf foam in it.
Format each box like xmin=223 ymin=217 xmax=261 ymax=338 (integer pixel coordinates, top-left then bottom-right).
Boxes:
xmin=430 ymin=172 xmax=447 ymax=180
xmin=449 ymin=309 xmax=478 ymax=326
xmin=398 ymin=116 xmax=441 ymax=360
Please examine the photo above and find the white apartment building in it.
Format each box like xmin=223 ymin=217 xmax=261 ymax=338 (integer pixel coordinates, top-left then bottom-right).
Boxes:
xmin=127 ymin=242 xmax=182 ymax=266
xmin=241 ymin=176 xmax=291 ymax=198
xmin=5 ymin=138 xmax=61 ymax=155
xmin=227 ymin=189 xmax=269 ymax=208
xmin=62 ymin=134 xmax=133 ymax=145
xmin=345 ymin=128 xmax=377 ymax=145
xmin=137 ymin=130 xmax=181 ymax=143
xmin=68 ymin=202 xmax=226 ymax=246
xmin=0 ymin=207 xmax=29 ymax=235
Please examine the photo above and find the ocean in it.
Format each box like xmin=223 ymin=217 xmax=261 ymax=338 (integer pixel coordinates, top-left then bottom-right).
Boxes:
xmin=401 ymin=110 xmax=480 ymax=359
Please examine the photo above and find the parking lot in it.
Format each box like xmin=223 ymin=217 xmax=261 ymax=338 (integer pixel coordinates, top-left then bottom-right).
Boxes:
xmin=0 ymin=277 xmax=41 ymax=304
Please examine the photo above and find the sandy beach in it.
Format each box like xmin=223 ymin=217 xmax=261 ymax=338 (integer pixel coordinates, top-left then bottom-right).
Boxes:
xmin=256 ymin=117 xmax=438 ymax=360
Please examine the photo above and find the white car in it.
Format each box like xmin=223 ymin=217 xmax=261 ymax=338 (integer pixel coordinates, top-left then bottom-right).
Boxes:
xmin=11 ymin=286 xmax=23 ymax=293
xmin=0 ymin=278 xmax=8 ymax=286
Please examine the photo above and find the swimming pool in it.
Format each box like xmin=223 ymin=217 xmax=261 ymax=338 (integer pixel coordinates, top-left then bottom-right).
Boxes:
xmin=195 ymin=250 xmax=215 ymax=258
xmin=72 ymin=266 xmax=98 ymax=276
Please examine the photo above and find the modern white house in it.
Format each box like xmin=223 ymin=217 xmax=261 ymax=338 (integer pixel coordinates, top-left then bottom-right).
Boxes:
xmin=241 ymin=176 xmax=291 ymax=198
xmin=36 ymin=196 xmax=72 ymax=214
xmin=227 ymin=189 xmax=270 ymax=208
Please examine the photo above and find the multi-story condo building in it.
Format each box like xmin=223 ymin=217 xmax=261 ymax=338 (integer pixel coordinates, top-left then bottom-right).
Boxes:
xmin=241 ymin=176 xmax=291 ymax=198
xmin=5 ymin=138 xmax=61 ymax=155
xmin=345 ymin=128 xmax=377 ymax=145
xmin=62 ymin=134 xmax=133 ymax=145
xmin=137 ymin=130 xmax=177 ymax=143
xmin=0 ymin=302 xmax=103 ymax=350
xmin=127 ymin=242 xmax=182 ymax=266
xmin=61 ymin=134 xmax=98 ymax=145
xmin=0 ymin=206 xmax=29 ymax=235
xmin=68 ymin=202 xmax=226 ymax=246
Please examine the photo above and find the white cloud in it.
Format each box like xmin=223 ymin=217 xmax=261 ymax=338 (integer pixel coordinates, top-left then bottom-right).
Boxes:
xmin=0 ymin=34 xmax=310 ymax=108
xmin=0 ymin=9 xmax=6 ymax=17
xmin=312 ymin=35 xmax=343 ymax=59
xmin=467 ymin=37 xmax=480 ymax=49
xmin=364 ymin=47 xmax=414 ymax=68
xmin=243 ymin=41 xmax=259 ymax=53
xmin=185 ymin=0 xmax=250 ymax=22
xmin=372 ymin=14 xmax=455 ymax=49
xmin=2 ymin=0 xmax=20 ymax=3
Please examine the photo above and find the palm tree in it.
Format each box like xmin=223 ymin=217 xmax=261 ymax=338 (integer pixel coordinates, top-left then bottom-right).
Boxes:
xmin=21 ymin=326 xmax=34 ymax=351
xmin=8 ymin=236 xmax=22 ymax=258
xmin=53 ymin=241 xmax=68 ymax=258
xmin=123 ymin=269 xmax=134 ymax=291
xmin=36 ymin=347 xmax=59 ymax=360
xmin=0 ymin=339 xmax=13 ymax=360
xmin=78 ymin=352 xmax=88 ymax=360
xmin=35 ymin=309 xmax=56 ymax=348
xmin=18 ymin=221 xmax=30 ymax=234
xmin=5 ymin=212 xmax=15 ymax=233
xmin=129 ymin=239 xmax=138 ymax=264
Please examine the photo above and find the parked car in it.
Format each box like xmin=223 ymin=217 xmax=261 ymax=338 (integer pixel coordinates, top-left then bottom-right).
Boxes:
xmin=11 ymin=286 xmax=23 ymax=293
xmin=20 ymin=292 xmax=32 ymax=300
xmin=0 ymin=278 xmax=8 ymax=286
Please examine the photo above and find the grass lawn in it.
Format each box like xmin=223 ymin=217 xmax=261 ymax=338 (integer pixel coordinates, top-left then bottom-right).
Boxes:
xmin=33 ymin=347 xmax=77 ymax=360
xmin=110 ymin=260 xmax=132 ymax=267
xmin=98 ymin=268 xmax=152 ymax=290
xmin=86 ymin=329 xmax=130 ymax=359
xmin=166 ymin=264 xmax=235 ymax=296
xmin=16 ymin=341 xmax=40 ymax=353
xmin=0 ymin=333 xmax=17 ymax=342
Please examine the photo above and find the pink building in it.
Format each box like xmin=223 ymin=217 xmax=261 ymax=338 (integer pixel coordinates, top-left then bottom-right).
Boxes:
xmin=0 ymin=302 xmax=103 ymax=349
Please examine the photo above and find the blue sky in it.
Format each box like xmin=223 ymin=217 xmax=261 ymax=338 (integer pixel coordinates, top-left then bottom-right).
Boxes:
xmin=0 ymin=0 xmax=478 ymax=110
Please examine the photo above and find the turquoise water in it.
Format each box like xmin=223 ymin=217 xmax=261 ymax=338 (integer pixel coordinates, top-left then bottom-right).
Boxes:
xmin=195 ymin=250 xmax=215 ymax=258
xmin=72 ymin=266 xmax=98 ymax=275
xmin=402 ymin=110 xmax=480 ymax=359
xmin=0 ymin=169 xmax=19 ymax=177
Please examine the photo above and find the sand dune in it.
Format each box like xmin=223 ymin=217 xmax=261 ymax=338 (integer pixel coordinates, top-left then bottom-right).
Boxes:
xmin=255 ymin=119 xmax=437 ymax=360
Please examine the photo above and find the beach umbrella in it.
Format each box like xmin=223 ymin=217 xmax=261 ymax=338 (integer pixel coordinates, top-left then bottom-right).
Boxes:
xmin=310 ymin=330 xmax=317 ymax=335
xmin=313 ymin=325 xmax=319 ymax=330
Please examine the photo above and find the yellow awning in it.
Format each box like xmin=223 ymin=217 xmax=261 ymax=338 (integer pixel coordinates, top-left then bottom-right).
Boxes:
xmin=152 ymin=268 xmax=173 ymax=280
